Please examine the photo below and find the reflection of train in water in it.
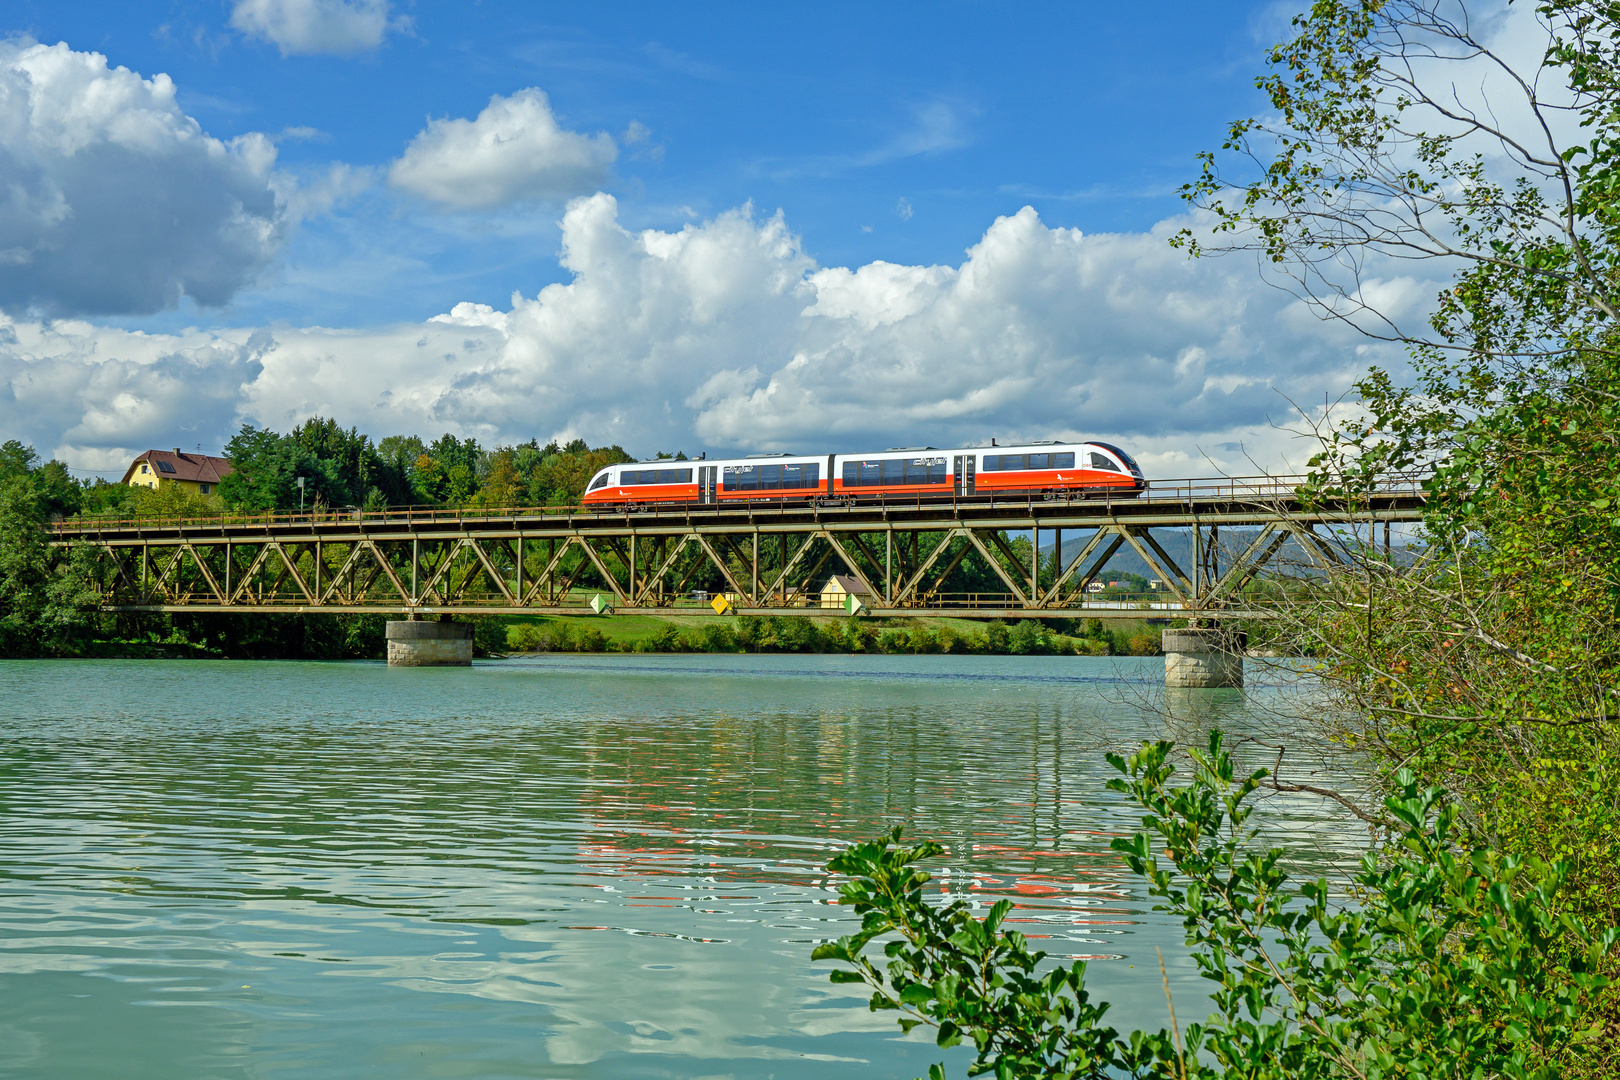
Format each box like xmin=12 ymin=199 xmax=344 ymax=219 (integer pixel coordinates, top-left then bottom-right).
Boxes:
xmin=582 ymin=441 xmax=1146 ymax=507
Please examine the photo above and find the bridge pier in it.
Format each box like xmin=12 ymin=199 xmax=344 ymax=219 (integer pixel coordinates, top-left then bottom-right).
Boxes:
xmin=386 ymin=618 xmax=473 ymax=667
xmin=1162 ymin=628 xmax=1246 ymax=688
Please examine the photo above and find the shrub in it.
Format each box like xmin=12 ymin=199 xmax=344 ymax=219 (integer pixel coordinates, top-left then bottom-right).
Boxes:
xmin=1073 ymin=636 xmax=1109 ymax=656
xmin=574 ymin=626 xmax=607 ymax=652
xmin=1008 ymin=619 xmax=1049 ymax=655
xmin=907 ymin=626 xmax=940 ymax=654
xmin=983 ymin=620 xmax=1010 ymax=654
xmin=875 ymin=628 xmax=907 ymax=653
xmin=1126 ymin=631 xmax=1161 ymax=656
xmin=506 ymin=623 xmax=545 ymax=651
xmin=814 ymin=732 xmax=1618 ymax=1080
xmin=544 ymin=621 xmax=574 ymax=652
xmin=700 ymin=622 xmax=737 ymax=652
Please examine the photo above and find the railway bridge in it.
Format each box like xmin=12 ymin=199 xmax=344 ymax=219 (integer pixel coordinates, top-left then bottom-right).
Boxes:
xmin=50 ymin=475 xmax=1425 ymax=623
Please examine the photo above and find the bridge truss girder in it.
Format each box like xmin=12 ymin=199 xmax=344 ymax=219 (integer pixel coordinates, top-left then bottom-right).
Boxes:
xmin=53 ymin=498 xmax=1419 ymax=620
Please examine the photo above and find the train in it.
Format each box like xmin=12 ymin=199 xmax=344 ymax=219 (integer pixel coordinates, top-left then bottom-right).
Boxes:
xmin=581 ymin=441 xmax=1146 ymax=506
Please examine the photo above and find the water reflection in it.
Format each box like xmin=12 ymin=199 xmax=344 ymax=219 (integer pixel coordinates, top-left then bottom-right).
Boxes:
xmin=0 ymin=655 xmax=1364 ymax=1079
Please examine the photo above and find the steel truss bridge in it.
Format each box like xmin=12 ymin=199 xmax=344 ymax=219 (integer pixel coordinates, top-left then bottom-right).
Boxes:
xmin=49 ymin=477 xmax=1427 ymax=621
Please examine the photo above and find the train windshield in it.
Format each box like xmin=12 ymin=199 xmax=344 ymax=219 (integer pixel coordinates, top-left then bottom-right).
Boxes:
xmin=1091 ymin=443 xmax=1144 ymax=477
xmin=588 ymin=472 xmax=612 ymax=491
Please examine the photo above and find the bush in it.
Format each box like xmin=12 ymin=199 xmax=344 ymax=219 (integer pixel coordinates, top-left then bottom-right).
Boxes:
xmin=1125 ymin=631 xmax=1161 ymax=656
xmin=983 ymin=620 xmax=1010 ymax=654
xmin=506 ymin=623 xmax=545 ymax=652
xmin=1008 ymin=619 xmax=1051 ymax=655
xmin=574 ymin=626 xmax=607 ymax=652
xmin=814 ymin=732 xmax=1618 ymax=1080
xmin=700 ymin=622 xmax=737 ymax=652
xmin=875 ymin=628 xmax=907 ymax=653
xmin=1073 ymin=636 xmax=1110 ymax=657
xmin=906 ymin=626 xmax=940 ymax=654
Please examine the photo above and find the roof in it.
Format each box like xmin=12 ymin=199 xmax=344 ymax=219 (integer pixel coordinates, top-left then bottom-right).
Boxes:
xmin=822 ymin=574 xmax=873 ymax=596
xmin=121 ymin=449 xmax=234 ymax=486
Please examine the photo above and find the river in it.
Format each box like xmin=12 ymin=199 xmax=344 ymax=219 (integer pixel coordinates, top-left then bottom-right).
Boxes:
xmin=0 ymin=654 xmax=1360 ymax=1079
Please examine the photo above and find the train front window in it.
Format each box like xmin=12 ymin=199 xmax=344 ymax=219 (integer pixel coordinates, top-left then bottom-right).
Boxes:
xmin=1089 ymin=452 xmax=1121 ymax=472
xmin=589 ymin=473 xmax=612 ymax=491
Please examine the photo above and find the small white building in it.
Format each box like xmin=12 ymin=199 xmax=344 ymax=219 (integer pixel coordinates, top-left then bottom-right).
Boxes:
xmin=820 ymin=574 xmax=874 ymax=609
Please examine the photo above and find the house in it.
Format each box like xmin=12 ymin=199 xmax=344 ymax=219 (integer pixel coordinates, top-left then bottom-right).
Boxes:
xmin=820 ymin=574 xmax=874 ymax=610
xmin=120 ymin=449 xmax=233 ymax=496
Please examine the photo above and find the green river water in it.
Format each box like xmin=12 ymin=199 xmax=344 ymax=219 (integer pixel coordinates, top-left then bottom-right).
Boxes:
xmin=0 ymin=654 xmax=1361 ymax=1079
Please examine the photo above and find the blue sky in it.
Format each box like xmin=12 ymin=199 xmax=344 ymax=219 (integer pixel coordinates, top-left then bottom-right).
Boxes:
xmin=0 ymin=0 xmax=1433 ymax=476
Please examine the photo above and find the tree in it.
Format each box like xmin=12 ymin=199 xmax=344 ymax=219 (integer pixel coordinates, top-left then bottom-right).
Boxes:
xmin=0 ymin=444 xmax=104 ymax=655
xmin=1175 ymin=3 xmax=1620 ymax=1059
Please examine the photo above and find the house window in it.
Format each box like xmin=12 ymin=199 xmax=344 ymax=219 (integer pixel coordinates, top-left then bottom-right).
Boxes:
xmin=199 ymin=484 xmax=210 ymax=495
xmin=140 ymin=464 xmax=149 ymax=474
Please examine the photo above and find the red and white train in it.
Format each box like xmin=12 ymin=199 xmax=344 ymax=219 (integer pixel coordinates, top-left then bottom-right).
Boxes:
xmin=581 ymin=441 xmax=1146 ymax=506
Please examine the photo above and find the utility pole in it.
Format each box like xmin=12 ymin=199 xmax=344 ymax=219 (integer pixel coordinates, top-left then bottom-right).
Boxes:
xmin=297 ymin=476 xmax=305 ymax=509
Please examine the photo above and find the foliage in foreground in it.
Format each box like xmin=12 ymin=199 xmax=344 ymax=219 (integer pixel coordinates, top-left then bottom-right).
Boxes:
xmin=814 ymin=733 xmax=1616 ymax=1080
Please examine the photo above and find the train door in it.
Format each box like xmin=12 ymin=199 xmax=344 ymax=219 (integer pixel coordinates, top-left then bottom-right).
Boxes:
xmin=953 ymin=455 xmax=976 ymax=497
xmin=699 ymin=465 xmax=717 ymax=504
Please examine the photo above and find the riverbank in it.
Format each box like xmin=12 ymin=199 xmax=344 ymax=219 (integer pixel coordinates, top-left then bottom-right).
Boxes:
xmin=53 ymin=611 xmax=1169 ymax=661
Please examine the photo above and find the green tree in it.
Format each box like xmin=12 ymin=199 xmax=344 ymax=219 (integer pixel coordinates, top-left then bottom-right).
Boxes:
xmin=1175 ymin=2 xmax=1620 ymax=1064
xmin=0 ymin=445 xmax=104 ymax=655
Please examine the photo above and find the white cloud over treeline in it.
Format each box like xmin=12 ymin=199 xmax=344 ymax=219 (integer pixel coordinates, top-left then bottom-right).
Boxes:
xmin=0 ymin=194 xmax=1433 ymax=479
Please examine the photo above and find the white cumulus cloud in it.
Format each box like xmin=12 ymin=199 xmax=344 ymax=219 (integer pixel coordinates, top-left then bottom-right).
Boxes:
xmin=388 ymin=89 xmax=617 ymax=210
xmin=0 ymin=40 xmax=287 ymax=316
xmin=1 ymin=197 xmax=1437 ymax=480
xmin=230 ymin=0 xmax=393 ymax=57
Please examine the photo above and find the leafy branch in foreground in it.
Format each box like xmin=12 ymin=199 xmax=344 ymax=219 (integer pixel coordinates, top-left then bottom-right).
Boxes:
xmin=813 ymin=732 xmax=1617 ymax=1079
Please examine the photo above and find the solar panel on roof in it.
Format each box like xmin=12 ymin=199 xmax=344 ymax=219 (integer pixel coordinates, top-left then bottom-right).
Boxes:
xmin=156 ymin=461 xmax=176 ymax=473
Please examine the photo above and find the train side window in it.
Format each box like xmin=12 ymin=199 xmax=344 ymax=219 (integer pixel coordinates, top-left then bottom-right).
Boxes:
xmin=1089 ymin=452 xmax=1120 ymax=472
xmin=803 ymin=464 xmax=819 ymax=486
xmin=1053 ymin=452 xmax=1075 ymax=469
xmin=589 ymin=473 xmax=612 ymax=491
xmin=760 ymin=464 xmax=783 ymax=489
xmin=1028 ymin=453 xmax=1048 ymax=469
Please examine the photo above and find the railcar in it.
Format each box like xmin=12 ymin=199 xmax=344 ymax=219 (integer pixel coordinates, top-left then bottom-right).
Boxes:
xmin=581 ymin=441 xmax=1145 ymax=506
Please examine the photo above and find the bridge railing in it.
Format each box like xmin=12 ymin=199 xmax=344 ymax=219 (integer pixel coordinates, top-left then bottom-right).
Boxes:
xmin=51 ymin=472 xmax=1428 ymax=535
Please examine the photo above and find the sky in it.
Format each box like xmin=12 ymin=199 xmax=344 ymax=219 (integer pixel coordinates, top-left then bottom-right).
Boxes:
xmin=0 ymin=0 xmax=1447 ymax=480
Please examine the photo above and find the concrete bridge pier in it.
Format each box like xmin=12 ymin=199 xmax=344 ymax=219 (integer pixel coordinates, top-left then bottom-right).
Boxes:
xmin=1162 ymin=627 xmax=1246 ymax=689
xmin=386 ymin=618 xmax=473 ymax=667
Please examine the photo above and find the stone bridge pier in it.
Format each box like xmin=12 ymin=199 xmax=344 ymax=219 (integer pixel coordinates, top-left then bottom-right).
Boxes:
xmin=386 ymin=618 xmax=473 ymax=666
xmin=1162 ymin=627 xmax=1247 ymax=689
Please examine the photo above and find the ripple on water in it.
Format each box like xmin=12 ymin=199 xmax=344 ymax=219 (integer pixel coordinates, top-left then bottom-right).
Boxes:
xmin=0 ymin=654 xmax=1364 ymax=1079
